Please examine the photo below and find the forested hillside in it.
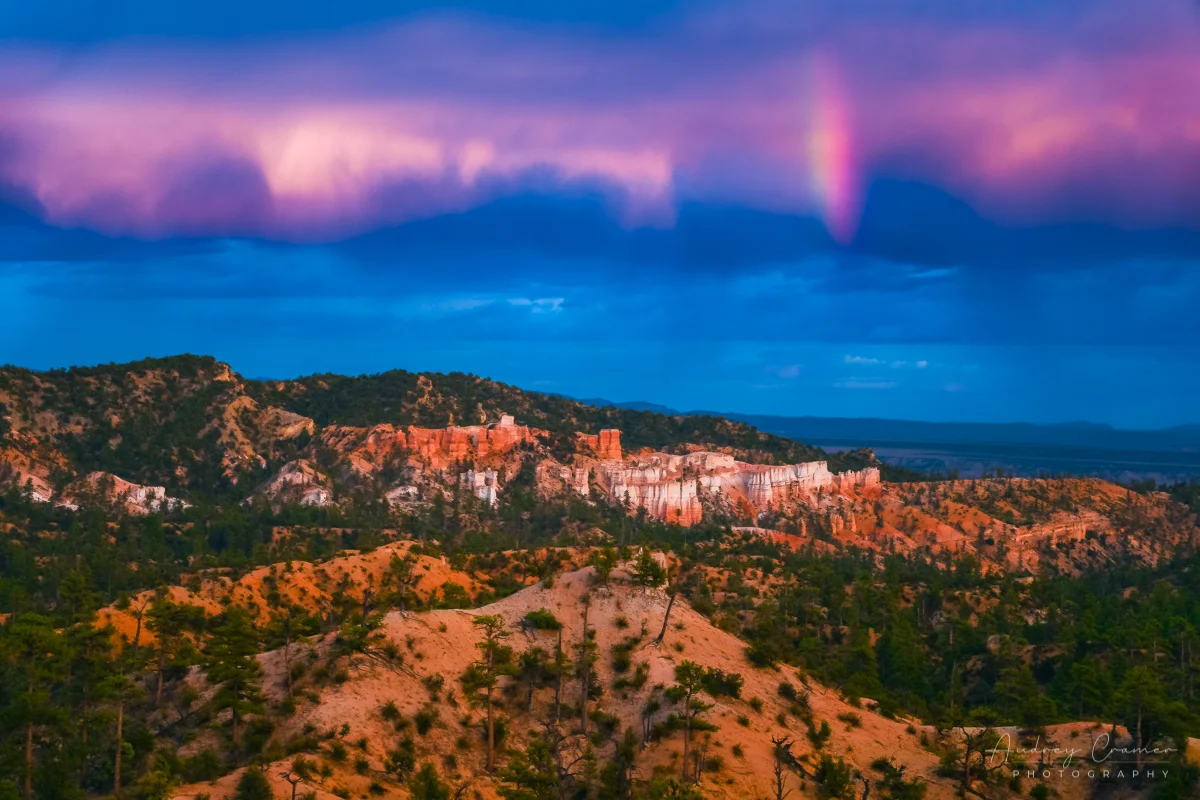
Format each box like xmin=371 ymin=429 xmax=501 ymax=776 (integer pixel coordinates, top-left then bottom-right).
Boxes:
xmin=0 ymin=358 xmax=1197 ymax=800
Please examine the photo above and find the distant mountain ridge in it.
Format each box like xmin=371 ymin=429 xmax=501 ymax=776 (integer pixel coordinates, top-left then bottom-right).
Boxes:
xmin=577 ymin=398 xmax=1200 ymax=453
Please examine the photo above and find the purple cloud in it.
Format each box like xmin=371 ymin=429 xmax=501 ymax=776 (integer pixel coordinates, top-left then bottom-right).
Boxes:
xmin=0 ymin=0 xmax=1197 ymax=240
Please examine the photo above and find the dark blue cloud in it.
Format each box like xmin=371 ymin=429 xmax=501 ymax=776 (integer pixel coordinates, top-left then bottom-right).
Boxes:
xmin=853 ymin=180 xmax=1200 ymax=270
xmin=2 ymin=163 xmax=1198 ymax=427
xmin=0 ymin=197 xmax=222 ymax=263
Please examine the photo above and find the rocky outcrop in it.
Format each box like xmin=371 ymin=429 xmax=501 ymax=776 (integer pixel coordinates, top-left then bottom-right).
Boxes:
xmin=202 ymin=395 xmax=316 ymax=478
xmin=65 ymin=472 xmax=190 ymax=515
xmin=315 ymin=417 xmax=878 ymax=525
xmin=565 ymin=450 xmax=880 ymax=525
xmin=0 ymin=461 xmax=53 ymax=504
xmin=407 ymin=416 xmax=537 ymax=468
xmin=385 ymin=485 xmax=420 ymax=506
xmin=0 ymin=430 xmax=70 ymax=504
xmin=575 ymin=429 xmax=622 ymax=460
xmin=322 ymin=414 xmax=541 ymax=475
xmin=257 ymin=460 xmax=333 ymax=507
xmin=461 ymin=469 xmax=500 ymax=505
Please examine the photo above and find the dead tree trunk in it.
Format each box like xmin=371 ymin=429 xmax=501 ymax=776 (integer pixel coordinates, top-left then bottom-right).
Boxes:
xmin=654 ymin=593 xmax=677 ymax=647
xmin=580 ymin=598 xmax=590 ymax=736
xmin=554 ymin=628 xmax=563 ymax=725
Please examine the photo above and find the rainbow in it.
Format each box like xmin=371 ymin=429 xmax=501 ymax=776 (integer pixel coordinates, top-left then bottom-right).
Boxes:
xmin=808 ymin=55 xmax=860 ymax=244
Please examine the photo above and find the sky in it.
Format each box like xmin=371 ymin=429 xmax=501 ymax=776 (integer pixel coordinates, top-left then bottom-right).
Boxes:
xmin=1 ymin=0 xmax=1198 ymax=427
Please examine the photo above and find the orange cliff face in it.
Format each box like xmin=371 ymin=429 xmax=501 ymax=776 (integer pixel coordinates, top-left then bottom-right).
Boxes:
xmin=321 ymin=414 xmax=543 ymax=475
xmin=574 ymin=428 xmax=623 ymax=460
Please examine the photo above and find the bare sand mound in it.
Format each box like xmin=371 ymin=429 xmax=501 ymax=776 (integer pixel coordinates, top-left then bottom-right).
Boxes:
xmin=99 ymin=541 xmax=482 ymax=647
xmin=175 ymin=565 xmax=1136 ymax=800
xmin=178 ymin=565 xmax=958 ymax=800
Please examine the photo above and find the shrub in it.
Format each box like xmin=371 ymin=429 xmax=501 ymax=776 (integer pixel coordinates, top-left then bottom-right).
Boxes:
xmin=807 ymin=720 xmax=832 ymax=750
xmin=814 ymin=755 xmax=854 ymax=800
xmin=700 ymin=668 xmax=743 ymax=698
xmin=234 ymin=769 xmax=273 ymax=800
xmin=408 ymin=763 xmax=451 ymax=800
xmin=415 ymin=707 xmax=439 ymax=735
xmin=290 ymin=756 xmax=316 ymax=780
xmin=524 ymin=609 xmax=563 ymax=630
xmin=385 ymin=738 xmax=417 ymax=779
xmin=423 ymin=674 xmax=445 ymax=699
xmin=181 ymin=749 xmax=224 ymax=782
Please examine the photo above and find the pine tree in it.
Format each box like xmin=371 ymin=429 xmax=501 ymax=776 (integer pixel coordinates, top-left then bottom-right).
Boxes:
xmin=204 ymin=607 xmax=264 ymax=750
xmin=631 ymin=548 xmax=666 ymax=588
xmin=665 ymin=661 xmax=714 ymax=783
xmin=383 ymin=553 xmax=421 ymax=613
xmin=234 ymin=766 xmax=273 ymax=800
xmin=265 ymin=605 xmax=318 ymax=699
xmin=517 ymin=647 xmax=552 ymax=710
xmin=409 ymin=763 xmax=451 ymax=800
xmin=147 ymin=596 xmax=205 ymax=708
xmin=497 ymin=738 xmax=559 ymax=800
xmin=65 ymin=609 xmax=115 ymax=787
xmin=460 ymin=614 xmax=513 ymax=772
xmin=600 ymin=727 xmax=638 ymax=800
xmin=3 ymin=613 xmax=68 ymax=800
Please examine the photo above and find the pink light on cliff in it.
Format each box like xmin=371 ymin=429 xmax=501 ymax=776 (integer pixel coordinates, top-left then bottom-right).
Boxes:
xmin=807 ymin=55 xmax=859 ymax=244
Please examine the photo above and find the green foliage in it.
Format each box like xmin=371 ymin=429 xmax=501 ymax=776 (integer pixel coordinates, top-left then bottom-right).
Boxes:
xmin=1151 ymin=758 xmax=1199 ymax=800
xmin=523 ymin=609 xmax=563 ymax=630
xmin=643 ymin=777 xmax=704 ymax=800
xmin=631 ymin=548 xmax=667 ymax=588
xmin=385 ymin=738 xmax=417 ymax=780
xmin=234 ymin=768 xmax=273 ymax=800
xmin=807 ymin=720 xmax=832 ymax=750
xmin=497 ymin=737 xmax=559 ymax=800
xmin=415 ymin=707 xmax=439 ymax=735
xmin=699 ymin=667 xmax=743 ymax=698
xmin=204 ymin=606 xmax=265 ymax=749
xmin=872 ymin=758 xmax=927 ymax=800
xmin=408 ymin=763 xmax=450 ymax=800
xmin=813 ymin=755 xmax=854 ymax=800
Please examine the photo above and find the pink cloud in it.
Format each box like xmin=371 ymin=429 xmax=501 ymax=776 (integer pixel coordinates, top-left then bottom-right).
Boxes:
xmin=0 ymin=0 xmax=1197 ymax=240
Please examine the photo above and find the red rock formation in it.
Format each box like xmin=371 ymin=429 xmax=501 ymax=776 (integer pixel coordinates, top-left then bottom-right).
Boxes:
xmin=575 ymin=429 xmax=622 ymax=460
xmin=322 ymin=415 xmax=541 ymax=474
